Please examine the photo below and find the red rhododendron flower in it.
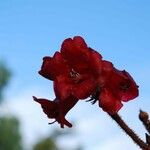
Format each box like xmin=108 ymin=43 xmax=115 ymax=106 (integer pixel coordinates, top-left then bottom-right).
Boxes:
xmin=39 ymin=36 xmax=102 ymax=100
xmin=98 ymin=63 xmax=139 ymax=114
xmin=33 ymin=96 xmax=78 ymax=128
xmin=34 ymin=36 xmax=139 ymax=128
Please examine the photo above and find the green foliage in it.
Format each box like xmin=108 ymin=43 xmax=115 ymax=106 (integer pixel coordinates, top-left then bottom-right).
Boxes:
xmin=0 ymin=116 xmax=23 ymax=150
xmin=0 ymin=61 xmax=11 ymax=102
xmin=33 ymin=137 xmax=58 ymax=150
xmin=33 ymin=129 xmax=83 ymax=150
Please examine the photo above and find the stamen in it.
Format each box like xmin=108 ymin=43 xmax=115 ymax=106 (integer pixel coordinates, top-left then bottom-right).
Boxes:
xmin=86 ymin=97 xmax=98 ymax=104
xmin=86 ymin=88 xmax=101 ymax=105
xmin=70 ymin=68 xmax=81 ymax=82
xmin=48 ymin=120 xmax=57 ymax=124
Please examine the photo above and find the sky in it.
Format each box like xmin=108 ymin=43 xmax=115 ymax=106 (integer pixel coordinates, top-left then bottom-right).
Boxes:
xmin=0 ymin=0 xmax=150 ymax=150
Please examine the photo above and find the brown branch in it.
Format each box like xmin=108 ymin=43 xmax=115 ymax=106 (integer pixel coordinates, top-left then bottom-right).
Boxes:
xmin=108 ymin=113 xmax=150 ymax=150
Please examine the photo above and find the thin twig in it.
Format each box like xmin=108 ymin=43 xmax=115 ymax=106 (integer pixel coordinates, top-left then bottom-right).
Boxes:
xmin=108 ymin=113 xmax=150 ymax=150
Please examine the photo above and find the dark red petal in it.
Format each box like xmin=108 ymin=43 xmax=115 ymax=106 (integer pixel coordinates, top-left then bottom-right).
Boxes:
xmin=38 ymin=57 xmax=53 ymax=80
xmin=72 ymin=75 xmax=97 ymax=99
xmin=61 ymin=38 xmax=74 ymax=52
xmin=119 ymin=70 xmax=139 ymax=101
xmin=54 ymin=75 xmax=73 ymax=100
xmin=99 ymin=88 xmax=123 ymax=114
xmin=102 ymin=60 xmax=114 ymax=71
xmin=33 ymin=96 xmax=78 ymax=128
xmin=59 ymin=96 xmax=78 ymax=114
xmin=57 ymin=96 xmax=78 ymax=128
xmin=33 ymin=96 xmax=58 ymax=118
xmin=98 ymin=60 xmax=114 ymax=86
xmin=56 ymin=115 xmax=72 ymax=128
xmin=39 ymin=52 xmax=69 ymax=80
xmin=60 ymin=36 xmax=91 ymax=72
xmin=89 ymin=48 xmax=103 ymax=76
xmin=73 ymin=36 xmax=87 ymax=49
xmin=108 ymin=69 xmax=139 ymax=102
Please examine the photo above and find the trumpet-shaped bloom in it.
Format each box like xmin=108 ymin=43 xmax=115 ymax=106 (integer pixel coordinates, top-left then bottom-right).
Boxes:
xmin=34 ymin=36 xmax=139 ymax=128
xmin=39 ymin=36 xmax=102 ymax=100
xmin=98 ymin=65 xmax=139 ymax=114
xmin=33 ymin=96 xmax=78 ymax=128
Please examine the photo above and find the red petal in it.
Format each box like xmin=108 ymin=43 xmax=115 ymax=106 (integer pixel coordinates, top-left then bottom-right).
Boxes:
xmin=54 ymin=75 xmax=73 ymax=100
xmin=99 ymin=88 xmax=123 ymax=114
xmin=98 ymin=60 xmax=114 ymax=85
xmin=72 ymin=75 xmax=97 ymax=99
xmin=108 ymin=69 xmax=139 ymax=102
xmin=39 ymin=52 xmax=69 ymax=80
xmin=57 ymin=96 xmax=78 ymax=128
xmin=33 ymin=96 xmax=58 ymax=118
xmin=60 ymin=36 xmax=91 ymax=72
xmin=38 ymin=57 xmax=53 ymax=80
xmin=102 ymin=60 xmax=114 ymax=71
xmin=89 ymin=48 xmax=103 ymax=76
xmin=73 ymin=36 xmax=87 ymax=49
xmin=57 ymin=116 xmax=73 ymax=128
xmin=118 ymin=70 xmax=139 ymax=101
xmin=59 ymin=96 xmax=78 ymax=114
xmin=54 ymin=73 xmax=97 ymax=100
xmin=33 ymin=96 xmax=78 ymax=128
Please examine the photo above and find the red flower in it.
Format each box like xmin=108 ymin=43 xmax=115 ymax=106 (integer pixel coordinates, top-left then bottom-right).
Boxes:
xmin=33 ymin=96 xmax=78 ymax=128
xmin=34 ymin=35 xmax=139 ymax=128
xmin=39 ymin=36 xmax=102 ymax=100
xmin=98 ymin=64 xmax=139 ymax=114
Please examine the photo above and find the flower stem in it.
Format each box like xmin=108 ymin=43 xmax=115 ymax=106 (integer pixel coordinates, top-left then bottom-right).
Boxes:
xmin=108 ymin=113 xmax=150 ymax=150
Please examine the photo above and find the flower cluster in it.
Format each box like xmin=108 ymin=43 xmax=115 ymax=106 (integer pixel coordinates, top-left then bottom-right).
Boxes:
xmin=33 ymin=36 xmax=139 ymax=128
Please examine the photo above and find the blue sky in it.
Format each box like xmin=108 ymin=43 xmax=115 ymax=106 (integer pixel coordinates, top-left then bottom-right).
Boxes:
xmin=0 ymin=0 xmax=150 ymax=150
